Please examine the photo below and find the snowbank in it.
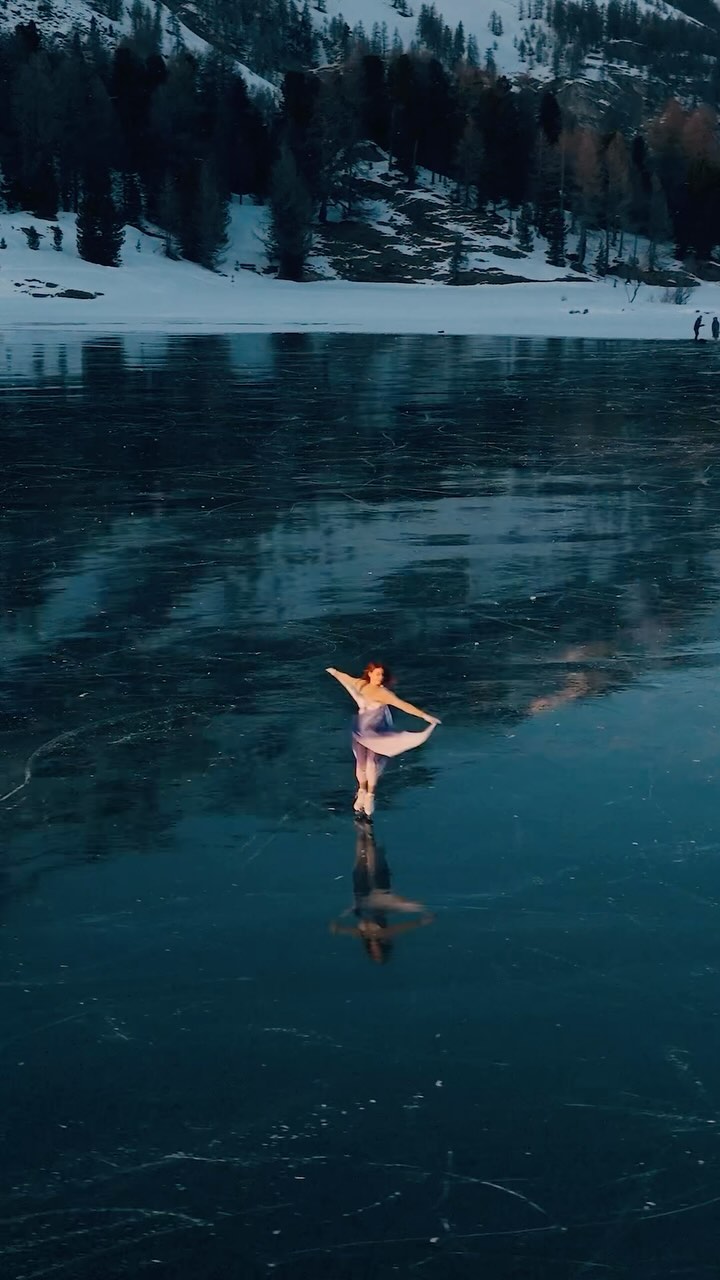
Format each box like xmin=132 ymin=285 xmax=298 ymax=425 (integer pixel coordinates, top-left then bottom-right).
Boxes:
xmin=1 ymin=207 xmax=719 ymax=341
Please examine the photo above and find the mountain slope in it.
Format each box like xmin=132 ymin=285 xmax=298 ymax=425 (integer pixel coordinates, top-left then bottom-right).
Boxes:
xmin=5 ymin=0 xmax=717 ymax=93
xmin=0 ymin=0 xmax=275 ymax=94
xmin=314 ymin=0 xmax=720 ymax=80
xmin=319 ymin=0 xmax=539 ymax=77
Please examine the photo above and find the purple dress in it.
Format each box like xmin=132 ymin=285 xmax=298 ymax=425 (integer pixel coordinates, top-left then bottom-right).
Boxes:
xmin=332 ymin=672 xmax=436 ymax=775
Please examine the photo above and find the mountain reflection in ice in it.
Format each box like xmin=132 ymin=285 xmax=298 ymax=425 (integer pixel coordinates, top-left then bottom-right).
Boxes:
xmin=2 ymin=333 xmax=720 ymax=1279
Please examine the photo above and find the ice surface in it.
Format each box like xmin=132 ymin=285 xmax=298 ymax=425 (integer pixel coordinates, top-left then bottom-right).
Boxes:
xmin=2 ymin=333 xmax=720 ymax=1278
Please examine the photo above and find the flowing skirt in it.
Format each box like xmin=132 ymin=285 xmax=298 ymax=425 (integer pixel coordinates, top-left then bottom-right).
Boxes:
xmin=352 ymin=705 xmax=435 ymax=777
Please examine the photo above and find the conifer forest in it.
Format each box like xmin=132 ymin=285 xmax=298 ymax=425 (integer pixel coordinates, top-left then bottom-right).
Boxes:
xmin=3 ymin=0 xmax=720 ymax=278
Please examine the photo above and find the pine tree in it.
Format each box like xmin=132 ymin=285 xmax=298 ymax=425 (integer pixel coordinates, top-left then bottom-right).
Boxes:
xmin=122 ymin=172 xmax=143 ymax=225
xmin=153 ymin=0 xmax=163 ymax=52
xmin=22 ymin=226 xmax=41 ymax=250
xmin=13 ymin=56 xmax=59 ymax=218
xmin=312 ymin=72 xmax=363 ymax=222
xmin=545 ymin=204 xmax=566 ymax=265
xmin=647 ymin=175 xmax=671 ymax=269
xmin=456 ymin=120 xmax=484 ymax=207
xmin=516 ymin=202 xmax=534 ymax=251
xmin=387 ymin=53 xmax=420 ymax=182
xmin=539 ymin=91 xmax=562 ymax=145
xmin=570 ymin=127 xmax=601 ymax=269
xmin=268 ymin=144 xmax=313 ymax=280
xmin=86 ymin=17 xmax=109 ymax=73
xmin=129 ymin=0 xmax=161 ymax=58
xmin=628 ymin=135 xmax=650 ymax=265
xmin=52 ymin=225 xmax=63 ymax=251
xmin=76 ymin=170 xmax=125 ymax=266
xmin=194 ymin=163 xmax=229 ymax=270
xmin=448 ymin=234 xmax=468 ymax=283
xmin=15 ymin=19 xmax=41 ymax=55
xmin=602 ymin=132 xmax=631 ymax=261
xmin=534 ymin=94 xmax=564 ymax=243
xmin=286 ymin=0 xmax=318 ymax=66
xmin=158 ymin=173 xmax=182 ymax=259
xmin=168 ymin=12 xmax=184 ymax=53
xmin=594 ymin=237 xmax=608 ymax=276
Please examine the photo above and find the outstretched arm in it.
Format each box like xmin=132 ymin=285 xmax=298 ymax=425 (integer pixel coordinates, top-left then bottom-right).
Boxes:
xmin=383 ymin=689 xmax=440 ymax=725
xmin=326 ymin=667 xmax=361 ymax=698
xmin=385 ymin=914 xmax=435 ymax=937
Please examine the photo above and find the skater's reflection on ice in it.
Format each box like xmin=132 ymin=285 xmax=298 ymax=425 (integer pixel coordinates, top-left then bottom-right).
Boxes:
xmin=528 ymin=642 xmax=622 ymax=715
xmin=330 ymin=820 xmax=434 ymax=965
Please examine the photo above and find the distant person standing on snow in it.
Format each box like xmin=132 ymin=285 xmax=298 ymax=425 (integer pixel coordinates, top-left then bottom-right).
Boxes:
xmin=694 ymin=316 xmax=704 ymax=340
xmin=712 ymin=317 xmax=719 ymax=340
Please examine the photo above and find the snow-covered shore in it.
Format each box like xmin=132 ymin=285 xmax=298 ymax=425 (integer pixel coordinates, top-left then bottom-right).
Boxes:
xmin=2 ymin=208 xmax=720 ymax=342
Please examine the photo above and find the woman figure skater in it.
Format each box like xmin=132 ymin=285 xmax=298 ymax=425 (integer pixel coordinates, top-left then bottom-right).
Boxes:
xmin=326 ymin=662 xmax=440 ymax=818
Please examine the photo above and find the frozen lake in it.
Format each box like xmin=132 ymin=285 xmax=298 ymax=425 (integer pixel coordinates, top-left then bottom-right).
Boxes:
xmin=3 ymin=332 xmax=720 ymax=1278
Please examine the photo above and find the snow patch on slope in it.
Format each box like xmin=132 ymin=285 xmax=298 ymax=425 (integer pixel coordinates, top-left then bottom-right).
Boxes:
xmin=316 ymin=0 xmax=715 ymax=81
xmin=0 ymin=0 xmax=275 ymax=96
